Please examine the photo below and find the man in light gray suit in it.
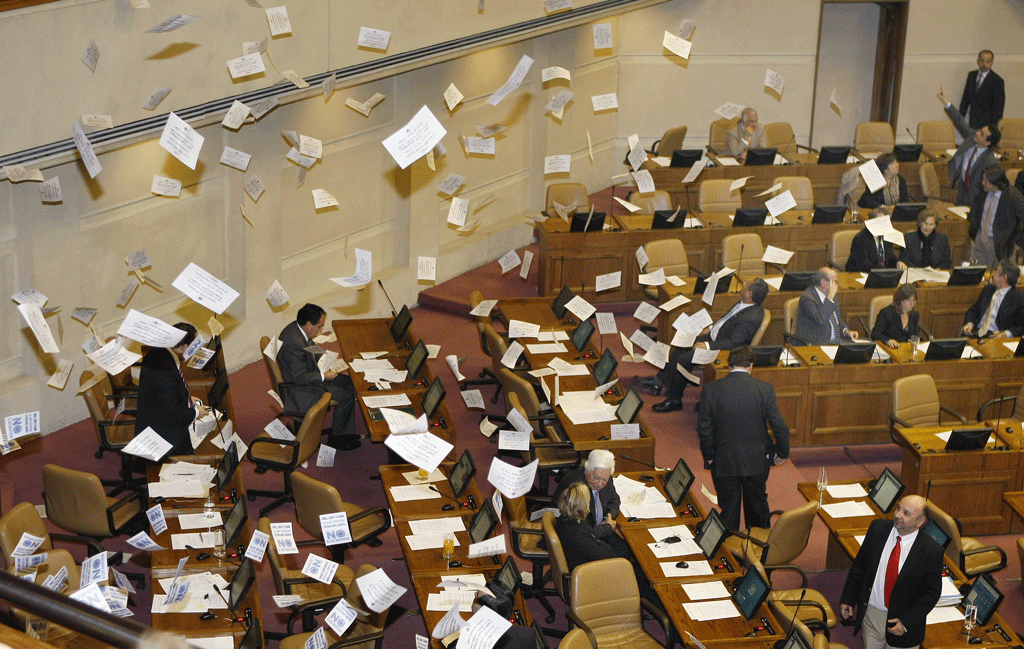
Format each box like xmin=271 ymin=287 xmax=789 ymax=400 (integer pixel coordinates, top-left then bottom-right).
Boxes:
xmin=938 ymin=86 xmax=1001 ymax=207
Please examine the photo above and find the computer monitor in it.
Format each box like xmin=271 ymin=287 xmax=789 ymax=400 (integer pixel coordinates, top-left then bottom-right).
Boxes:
xmin=833 ymin=342 xmax=876 ymax=364
xmin=215 ymin=442 xmax=239 ymax=492
xmin=239 ymin=618 xmax=263 ymax=649
xmin=569 ymin=211 xmax=605 ymax=232
xmin=923 ymin=338 xmax=967 ymax=361
xmin=947 ymin=266 xmax=986 ymax=286
xmin=944 ymin=427 xmax=992 ymax=451
xmin=228 ymin=558 xmax=256 ymax=612
xmin=670 ymin=149 xmax=703 ymax=168
xmin=868 ymin=467 xmax=905 ymax=514
xmin=570 ymin=319 xmax=595 ymax=352
xmin=223 ymin=496 xmax=249 ymax=549
xmin=652 ymin=209 xmax=687 ymax=229
xmin=468 ymin=499 xmax=499 ymax=544
xmin=811 ymin=204 xmax=848 ymax=224
xmin=615 ymin=387 xmax=643 ymax=425
xmin=207 ymin=370 xmax=230 ymax=411
xmin=733 ymin=208 xmax=770 ymax=227
xmin=890 ymin=202 xmax=927 ymax=222
xmin=663 ymin=458 xmax=695 ymax=507
xmin=751 ymin=345 xmax=784 ymax=368
xmin=495 ymin=556 xmax=522 ymax=597
xmin=693 ymin=273 xmax=732 ymax=295
xmin=390 ymin=305 xmax=413 ymax=343
xmin=963 ymin=573 xmax=1004 ymax=626
xmin=921 ymin=519 xmax=951 ymax=549
xmin=893 ymin=144 xmax=923 ymax=163
xmin=779 ymin=271 xmax=816 ymax=291
xmin=744 ymin=147 xmax=778 ymax=166
xmin=551 ymin=285 xmax=576 ymax=319
xmin=592 ymin=348 xmax=618 ymax=386
xmin=405 ymin=340 xmax=429 ymax=381
xmin=864 ymin=268 xmax=904 ymax=289
xmin=449 ymin=449 xmax=476 ymax=499
xmin=420 ymin=377 xmax=446 ymax=419
xmin=732 ymin=565 xmax=772 ymax=620
xmin=695 ymin=509 xmax=729 ymax=559
xmin=777 ymin=629 xmax=812 ymax=649
xmin=1017 ymin=342 xmax=1024 ymax=358
xmin=817 ymin=146 xmax=851 ymax=164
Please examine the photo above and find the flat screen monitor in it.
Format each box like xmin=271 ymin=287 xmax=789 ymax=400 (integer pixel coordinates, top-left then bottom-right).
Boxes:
xmin=592 ymin=348 xmax=618 ymax=386
xmin=1017 ymin=341 xmax=1024 ymax=358
xmin=923 ymin=338 xmax=967 ymax=361
xmin=652 ymin=209 xmax=687 ymax=229
xmin=228 ymin=558 xmax=256 ymax=612
xmin=469 ymin=499 xmax=499 ymax=544
xmin=777 ymin=629 xmax=812 ymax=649
xmin=390 ymin=305 xmax=413 ymax=343
xmin=693 ymin=273 xmax=732 ymax=295
xmin=864 ymin=268 xmax=904 ymax=289
xmin=944 ymin=427 xmax=992 ymax=451
xmin=449 ymin=449 xmax=476 ymax=499
xmin=420 ymin=377 xmax=446 ymax=419
xmin=732 ymin=566 xmax=772 ymax=620
xmin=779 ymin=271 xmax=816 ymax=291
xmin=893 ymin=144 xmax=923 ymax=163
xmin=616 ymin=387 xmax=643 ymax=424
xmin=812 ymin=204 xmax=848 ymax=224
xmin=670 ymin=149 xmax=703 ymax=168
xmin=890 ymin=202 xmax=927 ymax=222
xmin=963 ymin=573 xmax=1004 ymax=626
xmin=733 ymin=208 xmax=770 ymax=227
xmin=695 ymin=509 xmax=729 ymax=559
xmin=495 ymin=556 xmax=522 ymax=597
xmin=570 ymin=319 xmax=595 ymax=352
xmin=551 ymin=285 xmax=575 ymax=319
xmin=921 ymin=519 xmax=951 ymax=549
xmin=817 ymin=146 xmax=851 ymax=164
xmin=215 ymin=442 xmax=239 ymax=492
xmin=868 ymin=467 xmax=905 ymax=514
xmin=947 ymin=266 xmax=986 ymax=286
xmin=405 ymin=340 xmax=429 ymax=380
xmin=222 ymin=496 xmax=249 ymax=549
xmin=569 ymin=211 xmax=605 ymax=232
xmin=834 ymin=342 xmax=876 ymax=364
xmin=239 ymin=619 xmax=263 ymax=649
xmin=207 ymin=370 xmax=230 ymax=411
xmin=744 ymin=147 xmax=778 ymax=166
xmin=751 ymin=345 xmax=784 ymax=368
xmin=663 ymin=458 xmax=695 ymax=507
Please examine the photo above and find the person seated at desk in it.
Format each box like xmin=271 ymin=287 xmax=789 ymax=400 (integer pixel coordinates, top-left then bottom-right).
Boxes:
xmin=551 ymin=450 xmax=628 ymax=556
xmin=641 ymin=278 xmax=769 ymax=413
xmin=857 ymin=153 xmax=908 ymax=210
xmin=725 ymin=107 xmax=766 ymax=163
xmin=872 ymin=284 xmax=920 ymax=349
xmin=795 ymin=268 xmax=859 ymax=345
xmin=900 ymin=209 xmax=952 ymax=269
xmin=960 ymin=258 xmax=1024 ymax=339
xmin=846 ymin=215 xmax=905 ymax=273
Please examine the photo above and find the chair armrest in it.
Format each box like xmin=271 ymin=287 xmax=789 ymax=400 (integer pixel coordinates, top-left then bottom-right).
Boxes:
xmin=565 ymin=610 xmax=600 ymax=649
xmin=50 ymin=532 xmax=105 ymax=557
xmin=960 ymin=545 xmax=1007 ymax=574
xmin=649 ymin=139 xmax=662 ymax=156
xmin=850 ymin=149 xmax=867 ymax=162
xmin=977 ymin=395 xmax=1016 ymax=422
xmin=919 ymin=325 xmax=934 ymax=341
xmin=783 ymin=332 xmax=809 ymax=347
xmin=348 ymin=507 xmax=392 ymax=543
xmin=707 ymin=146 xmax=721 ymax=156
xmin=727 ymin=530 xmax=770 ymax=564
xmin=284 ymin=575 xmax=347 ymax=593
xmin=247 ymin=436 xmax=300 ymax=468
xmin=285 ymin=594 xmax=345 ymax=633
xmin=640 ymin=598 xmax=672 ymax=645
xmin=767 ymin=262 xmax=787 ymax=275
xmin=106 ymin=489 xmax=146 ymax=534
xmin=296 ymin=539 xmax=326 ymax=549
xmin=939 ymin=405 xmax=968 ymax=425
xmin=508 ymin=526 xmax=548 ymax=561
xmin=826 ymin=260 xmax=843 ymax=271
xmin=858 ymin=316 xmax=870 ymax=338
xmin=773 ymin=597 xmax=830 ymax=633
xmin=328 ymin=631 xmax=384 ymax=649
xmin=97 ymin=420 xmax=133 ymax=449
xmin=764 ymin=563 xmax=809 ymax=588
xmin=889 ymin=414 xmax=911 ymax=429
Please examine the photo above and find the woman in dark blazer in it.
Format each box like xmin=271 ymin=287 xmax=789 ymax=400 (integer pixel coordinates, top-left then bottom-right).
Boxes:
xmin=858 ymin=152 xmax=909 ymax=209
xmin=900 ymin=210 xmax=952 ymax=269
xmin=872 ymin=284 xmax=920 ymax=349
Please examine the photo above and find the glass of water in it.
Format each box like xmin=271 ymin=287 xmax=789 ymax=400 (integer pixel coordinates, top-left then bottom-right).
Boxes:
xmin=963 ymin=603 xmax=977 ymax=636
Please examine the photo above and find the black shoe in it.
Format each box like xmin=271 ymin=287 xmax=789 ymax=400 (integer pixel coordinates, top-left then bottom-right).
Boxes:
xmin=638 ymin=377 xmax=662 ymax=396
xmin=652 ymin=399 xmax=683 ymax=413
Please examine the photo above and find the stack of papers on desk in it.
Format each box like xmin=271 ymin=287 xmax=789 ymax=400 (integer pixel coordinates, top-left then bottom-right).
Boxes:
xmin=547 ymin=358 xmax=590 ymax=376
xmin=822 ymin=501 xmax=874 ymax=518
xmin=660 ymin=560 xmax=713 ymax=580
xmin=826 ymin=483 xmax=868 ymax=499
xmin=926 ymin=606 xmax=965 ymax=625
xmin=620 ymin=502 xmax=676 ymax=519
xmin=427 ymin=573 xmax=487 ymax=612
xmin=152 ymin=593 xmax=209 ymax=614
xmin=405 ymin=517 xmax=466 ymax=551
xmin=937 ymin=575 xmax=962 ymax=607
xmin=683 ymin=599 xmax=740 ymax=621
xmin=159 ymin=461 xmax=216 ymax=484
xmin=527 ymin=343 xmax=567 ymax=354
xmin=558 ymin=391 xmax=616 ymax=425
xmin=648 ymin=538 xmax=702 ymax=558
xmin=148 ymin=480 xmax=207 ymax=499
xmin=170 ymin=531 xmax=221 ymax=550
xmin=902 ymin=267 xmax=950 ymax=284
xmin=401 ymin=468 xmax=445 ymax=483
xmin=683 ymin=581 xmax=731 ymax=601
xmin=389 ymin=485 xmax=439 ymax=501
xmin=157 ymin=572 xmax=230 ymax=608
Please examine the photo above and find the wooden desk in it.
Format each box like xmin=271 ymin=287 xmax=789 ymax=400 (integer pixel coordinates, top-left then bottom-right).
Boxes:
xmin=1001 ymin=490 xmax=1024 ymax=533
xmin=614 ymin=470 xmax=707 ymax=532
xmin=797 ymin=480 xmax=882 ymax=569
xmin=895 ymin=426 xmax=1020 ymax=535
xmin=379 ymin=463 xmax=484 ymax=522
xmin=150 ymin=562 xmax=262 ymax=646
xmin=622 ymin=524 xmax=738 ymax=586
xmin=497 ymin=297 xmax=577 ymax=329
xmin=150 ymin=515 xmax=251 ymax=578
xmin=358 ymin=393 xmax=455 ymax=446
xmin=147 ymin=455 xmax=244 ymax=517
xmin=332 ymin=318 xmax=417 ymax=359
xmin=653 ymin=580 xmax=781 ymax=648
xmin=395 ymin=520 xmax=499 ymax=575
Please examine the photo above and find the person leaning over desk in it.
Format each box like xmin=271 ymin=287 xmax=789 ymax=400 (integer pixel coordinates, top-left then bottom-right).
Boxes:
xmin=900 ymin=209 xmax=952 ymax=269
xmin=872 ymin=284 xmax=919 ymax=349
xmin=960 ymin=258 xmax=1024 ymax=339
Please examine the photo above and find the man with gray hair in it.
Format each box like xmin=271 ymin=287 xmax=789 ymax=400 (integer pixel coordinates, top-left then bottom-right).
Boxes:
xmin=725 ymin=107 xmax=767 ymax=163
xmin=551 ymin=450 xmax=628 ymax=555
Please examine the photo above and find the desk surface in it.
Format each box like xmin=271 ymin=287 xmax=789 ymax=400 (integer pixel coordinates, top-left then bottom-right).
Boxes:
xmin=653 ymin=580 xmax=781 ymax=647
xmin=379 ymin=463 xmax=485 ymax=522
xmin=395 ymin=519 xmax=500 ymax=576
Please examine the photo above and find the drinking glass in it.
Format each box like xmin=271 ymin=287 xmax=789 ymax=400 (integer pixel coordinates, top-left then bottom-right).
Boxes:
xmin=442 ymin=532 xmax=456 ymax=561
xmin=909 ymin=335 xmax=920 ymax=361
xmin=817 ymin=467 xmax=828 ymax=504
xmin=963 ymin=604 xmax=977 ymax=636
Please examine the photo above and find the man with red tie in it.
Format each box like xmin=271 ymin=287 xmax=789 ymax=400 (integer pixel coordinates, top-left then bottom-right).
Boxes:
xmin=839 ymin=495 xmax=943 ymax=649
xmin=938 ymin=87 xmax=1000 ymax=207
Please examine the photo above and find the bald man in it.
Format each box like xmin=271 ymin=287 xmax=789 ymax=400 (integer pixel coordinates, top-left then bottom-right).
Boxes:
xmin=725 ymin=108 xmax=767 ymax=163
xmin=840 ymin=495 xmax=943 ymax=649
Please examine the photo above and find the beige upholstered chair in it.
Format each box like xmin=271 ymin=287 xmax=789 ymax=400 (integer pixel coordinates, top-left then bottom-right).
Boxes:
xmin=784 ymin=297 xmax=801 ymax=341
xmin=698 ymin=179 xmax=741 ymax=213
xmin=890 ymin=374 xmax=968 ymax=445
xmin=750 ymin=310 xmax=772 ymax=347
xmin=743 ymin=549 xmax=837 ymax=635
xmin=643 ymin=238 xmax=691 ymax=299
xmin=765 ymin=122 xmax=815 ymax=164
xmin=722 ymin=233 xmax=769 ymax=276
xmin=854 ymin=122 xmax=894 ymax=155
xmin=651 ymin=126 xmax=687 ymax=157
xmin=558 ymin=628 xmax=594 ymax=649
xmin=775 ymin=176 xmax=815 ymax=211
xmin=542 ymin=511 xmax=572 ymax=607
xmin=0 ymin=502 xmax=85 ymax=586
xmin=260 ymin=335 xmax=335 ymax=418
xmin=291 ymin=472 xmax=390 ymax=563
xmin=723 ymin=500 xmax=819 ymax=568
xmin=568 ymin=558 xmax=670 ymax=649
xmin=1007 ymin=168 xmax=1021 ymax=187
xmin=79 ymin=370 xmax=137 ymax=484
xmin=998 ymin=118 xmax=1024 ymax=153
xmin=867 ymin=295 xmax=894 ymax=334
xmin=462 ymin=290 xmax=501 ymax=403
xmin=830 ymin=230 xmax=859 ymax=270
xmin=546 ymin=183 xmax=591 ymax=214
xmin=708 ymin=118 xmax=738 ymax=155
xmin=919 ymin=163 xmax=954 ymax=206
xmin=502 ymin=491 xmax=558 ymax=620
xmin=628 ymin=190 xmax=672 ymax=213
xmin=916 ymin=120 xmax=955 ymax=152
xmin=925 ymin=502 xmax=1007 ymax=577
xmin=42 ymin=464 xmax=145 ymax=540
xmin=976 ymin=382 xmax=1024 ymax=424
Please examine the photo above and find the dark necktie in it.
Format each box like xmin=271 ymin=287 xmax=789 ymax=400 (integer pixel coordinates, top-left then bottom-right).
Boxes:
xmin=876 ymin=237 xmax=886 ymax=266
xmin=178 ymin=365 xmax=194 ymax=406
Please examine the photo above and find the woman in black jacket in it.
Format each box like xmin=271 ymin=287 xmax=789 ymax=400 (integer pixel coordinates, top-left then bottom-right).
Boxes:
xmin=900 ymin=209 xmax=952 ymax=269
xmin=872 ymin=284 xmax=920 ymax=349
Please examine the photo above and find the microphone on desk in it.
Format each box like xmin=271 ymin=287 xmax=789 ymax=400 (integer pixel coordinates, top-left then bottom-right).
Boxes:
xmin=773 ymin=588 xmax=806 ymax=649
xmin=429 ymin=485 xmax=469 ymax=509
xmin=377 ymin=280 xmax=398 ymax=319
xmin=210 ymin=585 xmax=247 ymax=623
xmin=431 ymin=416 xmax=448 ymax=430
xmin=842 ymin=446 xmax=877 ymax=485
xmin=620 ymin=454 xmax=667 ymax=471
xmin=185 ymin=545 xmax=212 ymax=562
xmin=906 ymin=128 xmax=918 ymax=144
xmin=735 ymin=245 xmax=745 ymax=292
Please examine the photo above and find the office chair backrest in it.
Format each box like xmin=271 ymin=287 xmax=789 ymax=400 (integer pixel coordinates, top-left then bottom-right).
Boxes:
xmin=764 ymin=122 xmax=798 ymax=159
xmin=916 ymin=120 xmax=955 ymax=151
xmin=260 ymin=335 xmax=285 ymax=395
xmin=919 ymin=163 xmax=944 ymax=205
xmin=750 ymin=310 xmax=772 ymax=348
xmin=570 ymin=558 xmax=641 ymax=635
xmin=80 ymin=371 xmax=117 ymax=448
xmin=346 ymin=564 xmax=389 ymax=631
xmin=654 ymin=125 xmax=687 ymax=157
xmin=775 ymin=176 xmax=814 ymax=211
xmin=722 ymin=233 xmax=765 ymax=276
xmin=546 ymin=183 xmax=590 ymax=214
xmin=1014 ymin=383 xmax=1024 ymax=422
xmin=558 ymin=628 xmax=593 ymax=649
xmin=831 ymin=230 xmax=859 ymax=270
xmin=627 ymin=190 xmax=672 ymax=214
xmin=644 ymin=239 xmax=689 ymax=278
xmin=483 ymin=323 xmax=509 ymax=378
xmin=469 ymin=290 xmax=490 ymax=352
xmin=500 ymin=370 xmax=543 ymax=436
xmin=925 ymin=502 xmax=964 ymax=559
xmin=41 ymin=464 xmax=112 ymax=538
xmin=698 ymin=179 xmax=741 ymax=213
xmin=766 ymin=597 xmax=817 ymax=648
xmin=784 ymin=298 xmax=800 ymax=336
xmin=892 ymin=374 xmax=940 ymax=428
xmin=0 ymin=502 xmax=55 ymax=561
xmin=998 ymin=118 xmax=1024 ymax=152
xmin=854 ymin=121 xmax=895 ymax=154
xmin=868 ymin=295 xmax=894 ymax=335
xmin=1006 ymin=168 xmax=1020 ymax=187
xmin=709 ymin=118 xmax=738 ymax=154
xmin=259 ymin=516 xmax=289 ymax=596
xmin=764 ymin=499 xmax=819 ymax=566
xmin=501 ymin=491 xmax=532 ymax=529
xmin=541 ymin=512 xmax=570 ymax=602
xmin=294 ymin=392 xmax=331 ymax=461
xmin=292 ymin=471 xmax=345 ymax=541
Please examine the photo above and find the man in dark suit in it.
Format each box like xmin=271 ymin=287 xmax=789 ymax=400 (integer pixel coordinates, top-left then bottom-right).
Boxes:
xmin=550 ymin=450 xmax=627 ymax=555
xmin=278 ymin=303 xmax=356 ymax=443
xmin=938 ymin=87 xmax=1001 ymax=206
xmin=644 ymin=278 xmax=769 ymax=413
xmin=845 ymin=224 xmax=905 ymax=272
xmin=795 ymin=268 xmax=858 ymax=345
xmin=840 ymin=495 xmax=944 ymax=649
xmin=959 ymin=50 xmax=1005 ymax=130
xmin=968 ymin=165 xmax=1024 ymax=267
xmin=697 ymin=346 xmax=789 ymax=530
xmin=961 ymin=258 xmax=1024 ymax=339
xmin=135 ymin=322 xmax=210 ymax=459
